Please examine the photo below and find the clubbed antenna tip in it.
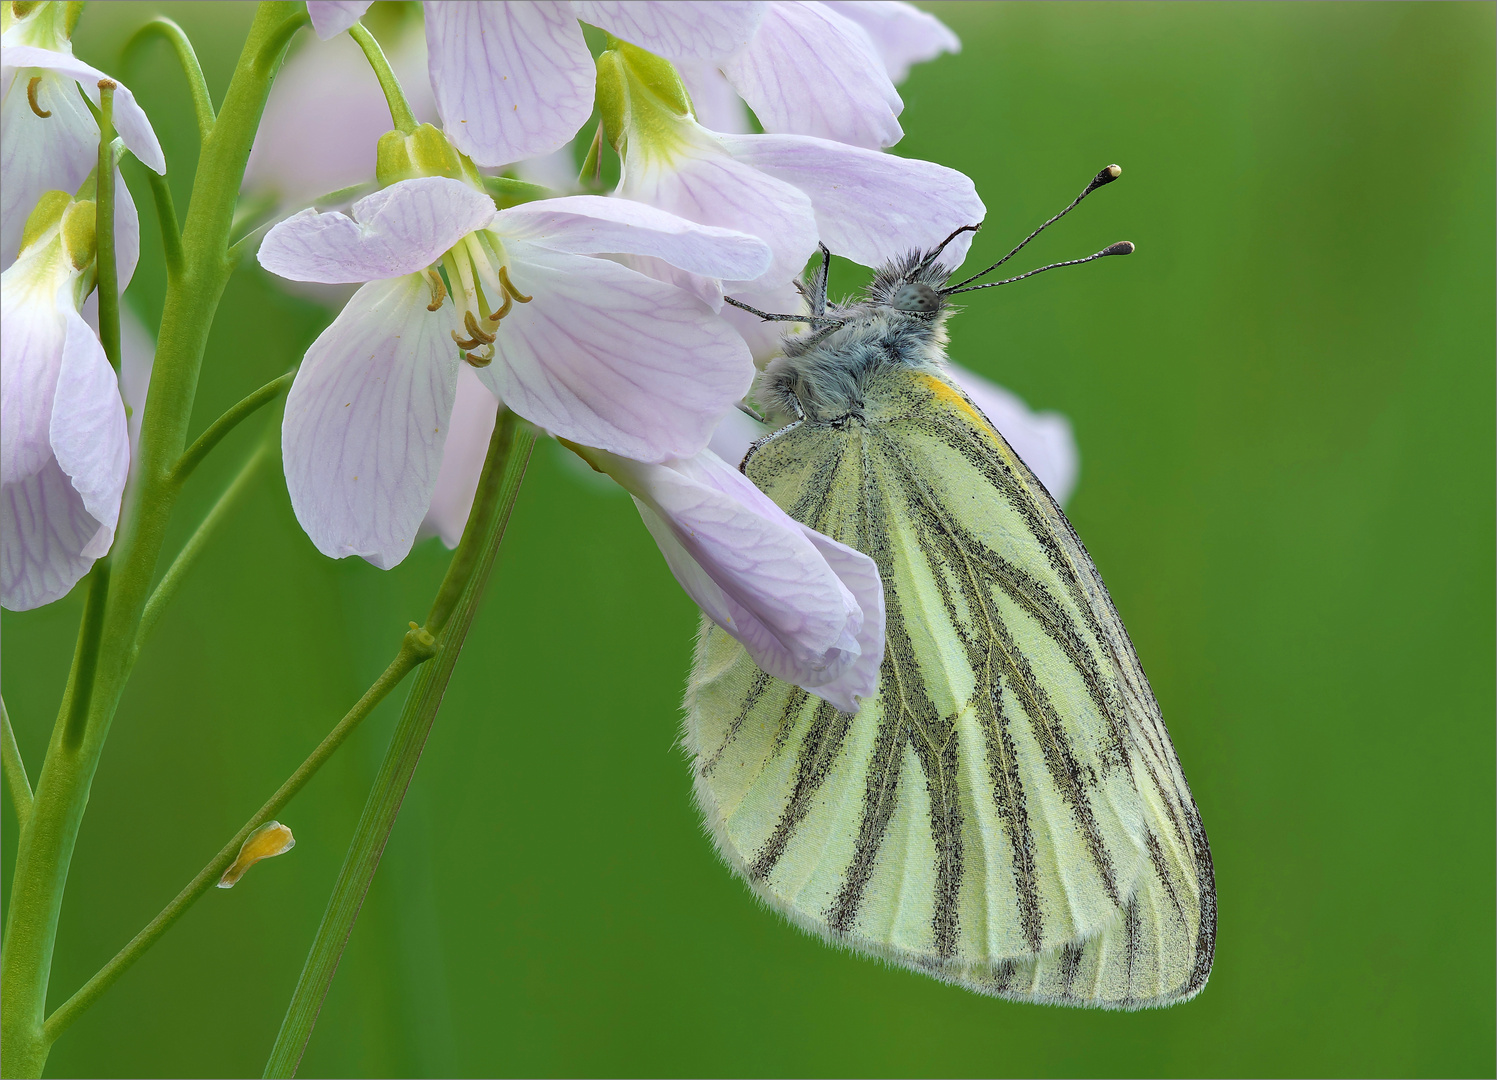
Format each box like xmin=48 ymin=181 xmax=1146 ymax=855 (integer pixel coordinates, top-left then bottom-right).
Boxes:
xmin=1104 ymin=240 xmax=1135 ymax=256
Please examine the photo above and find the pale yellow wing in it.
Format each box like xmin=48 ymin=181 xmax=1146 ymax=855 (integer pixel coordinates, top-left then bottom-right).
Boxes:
xmin=683 ymin=368 xmax=1215 ymax=1008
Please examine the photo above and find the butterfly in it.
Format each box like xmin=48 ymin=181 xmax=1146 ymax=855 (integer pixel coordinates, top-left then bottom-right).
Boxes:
xmin=683 ymin=168 xmax=1215 ymax=1009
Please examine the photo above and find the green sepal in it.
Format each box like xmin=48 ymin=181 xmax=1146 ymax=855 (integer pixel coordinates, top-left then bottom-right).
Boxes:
xmin=375 ymin=122 xmax=465 ymax=186
xmin=61 ymin=198 xmax=96 ymax=270
xmin=18 ymin=189 xmax=71 ymax=254
xmin=595 ymin=38 xmax=694 ymax=156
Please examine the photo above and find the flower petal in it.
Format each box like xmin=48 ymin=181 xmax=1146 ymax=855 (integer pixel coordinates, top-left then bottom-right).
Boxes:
xmin=675 ymin=59 xmax=752 ymax=134
xmin=821 ymin=0 xmax=959 ymax=83
xmin=474 ymin=241 xmax=752 ymax=461
xmin=571 ymin=1 xmax=764 ymax=62
xmin=258 ymin=176 xmax=495 ymax=284
xmin=49 ymin=302 xmax=127 ymax=554
xmin=1 ymin=67 xmax=95 ymax=268
xmin=306 ymin=0 xmax=374 ymax=39
xmin=946 ymin=362 xmax=1079 ymax=507
xmin=281 ymin=276 xmax=462 ymax=568
xmin=724 ymin=132 xmax=983 ymax=269
xmin=621 ymin=126 xmax=817 ymax=288
xmin=718 ymin=0 xmax=901 ymax=150
xmin=421 ymin=363 xmax=499 ymax=549
xmin=494 ymin=194 xmax=772 ymax=280
xmin=1 ymin=454 xmax=108 ymax=610
xmin=718 ymin=279 xmax=804 ymax=366
xmin=423 ymin=0 xmax=594 ymax=166
xmin=1 ymin=47 xmax=164 ymax=172
xmin=1 ymin=245 xmax=69 ymax=486
xmin=589 ymin=446 xmax=882 ymax=710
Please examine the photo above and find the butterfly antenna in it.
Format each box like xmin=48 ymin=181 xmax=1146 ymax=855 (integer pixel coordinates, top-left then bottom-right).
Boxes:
xmin=944 ymin=241 xmax=1134 ymax=295
xmin=943 ymin=164 xmax=1123 ymax=293
xmin=723 ymin=295 xmax=844 ymax=327
xmin=916 ymin=223 xmax=982 ymax=273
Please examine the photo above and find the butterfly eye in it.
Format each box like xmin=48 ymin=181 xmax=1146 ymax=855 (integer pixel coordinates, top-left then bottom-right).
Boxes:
xmin=891 ymin=283 xmax=941 ymax=312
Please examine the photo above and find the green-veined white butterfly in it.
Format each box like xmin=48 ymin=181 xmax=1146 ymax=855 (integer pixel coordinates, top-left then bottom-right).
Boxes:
xmin=684 ymin=167 xmax=1215 ymax=1009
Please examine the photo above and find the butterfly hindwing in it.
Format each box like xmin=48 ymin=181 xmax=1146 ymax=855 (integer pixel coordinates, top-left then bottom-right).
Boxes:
xmin=684 ymin=367 xmax=1214 ymax=1008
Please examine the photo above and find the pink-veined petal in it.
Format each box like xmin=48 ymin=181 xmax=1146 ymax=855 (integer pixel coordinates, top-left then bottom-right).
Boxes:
xmin=423 ymin=0 xmax=594 ymax=166
xmin=622 ymin=127 xmax=817 ymax=288
xmin=0 ymin=247 xmax=69 ymax=485
xmin=494 ymin=194 xmax=771 ymax=280
xmin=281 ymin=276 xmax=463 ymax=568
xmin=719 ymin=279 xmax=804 ymax=366
xmin=615 ymin=253 xmax=724 ymax=312
xmin=675 ymin=60 xmax=751 ymax=134
xmin=718 ymin=0 xmax=901 ymax=150
xmin=1 ymin=454 xmax=107 ymax=610
xmin=821 ymin=0 xmax=959 ymax=83
xmin=724 ymin=132 xmax=983 ymax=269
xmin=306 ymin=0 xmax=374 ymax=39
xmin=258 ymin=176 xmax=496 ymax=284
xmin=49 ymin=303 xmax=126 ymax=556
xmin=589 ymin=445 xmax=881 ymax=710
xmin=113 ymin=165 xmax=139 ymax=290
xmin=2 ymin=47 xmax=164 ymax=172
xmin=571 ymin=2 xmax=764 ymax=62
xmin=473 ymin=241 xmax=752 ymax=461
xmin=1 ymin=67 xmax=95 ymax=268
xmin=946 ymin=361 xmax=1079 ymax=506
xmin=706 ymin=405 xmax=765 ymax=469
xmin=421 ymin=363 xmax=500 ymax=548
xmin=118 ymin=303 xmax=154 ymax=459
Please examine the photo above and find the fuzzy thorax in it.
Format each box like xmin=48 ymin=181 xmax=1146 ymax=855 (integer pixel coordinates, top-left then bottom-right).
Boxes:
xmin=759 ymin=250 xmax=957 ymax=423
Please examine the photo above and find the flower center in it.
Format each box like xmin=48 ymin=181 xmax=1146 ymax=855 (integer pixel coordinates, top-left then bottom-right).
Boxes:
xmin=440 ymin=232 xmax=531 ymax=368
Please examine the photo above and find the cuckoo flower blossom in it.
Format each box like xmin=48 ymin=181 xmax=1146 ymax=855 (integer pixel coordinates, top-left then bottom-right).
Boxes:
xmin=601 ymin=42 xmax=983 ymax=295
xmin=572 ymin=443 xmax=883 ymax=711
xmin=1 ymin=2 xmax=164 ymax=268
xmin=307 ymin=0 xmax=765 ymax=166
xmin=1 ymin=192 xmax=128 ymax=610
xmin=258 ymin=176 xmax=770 ymax=569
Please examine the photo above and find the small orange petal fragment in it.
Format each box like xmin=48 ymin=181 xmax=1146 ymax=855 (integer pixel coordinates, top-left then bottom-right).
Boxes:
xmin=218 ymin=821 xmax=296 ymax=889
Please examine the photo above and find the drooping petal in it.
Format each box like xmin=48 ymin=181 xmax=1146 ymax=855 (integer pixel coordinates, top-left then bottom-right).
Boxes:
xmin=494 ymin=194 xmax=771 ymax=280
xmin=421 ymin=363 xmax=499 ymax=549
xmin=1 ymin=67 xmax=95 ymax=268
xmin=258 ymin=176 xmax=495 ymax=284
xmin=1 ymin=454 xmax=108 ymax=610
xmin=821 ymin=0 xmax=959 ymax=83
xmin=281 ymin=275 xmax=463 ymax=569
xmin=621 ymin=126 xmax=817 ymax=288
xmin=675 ymin=59 xmax=752 ymax=134
xmin=1 ymin=47 xmax=164 ymax=172
xmin=724 ymin=133 xmax=983 ymax=269
xmin=474 ymin=241 xmax=752 ymax=461
xmin=585 ymin=445 xmax=883 ymax=710
xmin=946 ymin=362 xmax=1079 ymax=507
xmin=0 ymin=245 xmax=69 ymax=486
xmin=423 ymin=0 xmax=594 ymax=166
xmin=718 ymin=0 xmax=902 ymax=150
xmin=707 ymin=406 xmax=766 ymax=469
xmin=49 ymin=303 xmax=127 ymax=557
xmin=118 ymin=303 xmax=154 ymax=459
xmin=112 ymin=165 xmax=140 ymax=290
xmin=306 ymin=0 xmax=374 ymax=39
xmin=571 ymin=1 xmax=764 ymax=62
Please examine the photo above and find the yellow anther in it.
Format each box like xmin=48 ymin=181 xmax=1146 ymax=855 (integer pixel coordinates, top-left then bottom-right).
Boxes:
xmin=217 ymin=821 xmax=296 ymax=889
xmin=499 ymin=265 xmax=532 ymax=303
xmin=425 ymin=269 xmax=447 ymax=312
xmin=26 ymin=76 xmax=50 ymax=118
xmin=464 ymin=346 xmax=494 ymax=368
xmin=463 ymin=309 xmax=495 ymax=345
xmin=452 ymin=329 xmax=484 ymax=349
xmin=486 ymin=288 xmax=513 ymax=325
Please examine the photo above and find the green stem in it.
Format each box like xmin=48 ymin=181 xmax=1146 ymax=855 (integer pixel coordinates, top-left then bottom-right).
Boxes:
xmin=480 ymin=174 xmax=554 ymax=207
xmin=0 ymin=7 xmax=305 ymax=1077
xmin=144 ymin=166 xmax=184 ymax=278
xmin=172 ymin=371 xmax=292 ymax=484
xmin=42 ymin=636 xmax=433 ymax=1044
xmin=127 ymin=17 xmax=216 ymax=141
xmin=94 ymin=82 xmax=120 ymax=373
xmin=349 ymin=22 xmax=416 ymax=134
xmin=2 ymin=699 xmax=34 ymax=828
xmin=135 ymin=439 xmax=272 ymax=659
xmin=263 ymin=412 xmax=535 ymax=1078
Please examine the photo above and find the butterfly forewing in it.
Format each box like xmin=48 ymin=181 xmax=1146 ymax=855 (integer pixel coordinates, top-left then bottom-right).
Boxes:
xmin=684 ymin=367 xmax=1214 ymax=1008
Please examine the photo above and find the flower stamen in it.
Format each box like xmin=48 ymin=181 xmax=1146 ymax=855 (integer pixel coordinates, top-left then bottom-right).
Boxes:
xmin=424 ymin=269 xmax=447 ymax=312
xmin=27 ymin=76 xmax=51 ymax=119
xmin=499 ymin=265 xmax=532 ymax=304
xmin=463 ymin=309 xmax=495 ymax=345
xmin=464 ymin=345 xmax=494 ymax=368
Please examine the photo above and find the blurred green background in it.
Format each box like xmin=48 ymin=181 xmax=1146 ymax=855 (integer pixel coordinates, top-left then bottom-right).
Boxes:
xmin=3 ymin=1 xmax=1493 ymax=1076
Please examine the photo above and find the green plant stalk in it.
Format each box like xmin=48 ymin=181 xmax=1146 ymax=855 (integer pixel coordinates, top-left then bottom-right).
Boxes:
xmin=172 ymin=370 xmax=293 ymax=484
xmin=0 ymin=7 xmax=305 ymax=1077
xmin=127 ymin=16 xmax=216 ymax=141
xmin=42 ymin=634 xmax=434 ymax=1043
xmin=2 ymin=699 xmax=34 ymax=827
xmin=349 ymin=21 xmax=417 ymax=134
xmin=264 ymin=412 xmax=535 ymax=1078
